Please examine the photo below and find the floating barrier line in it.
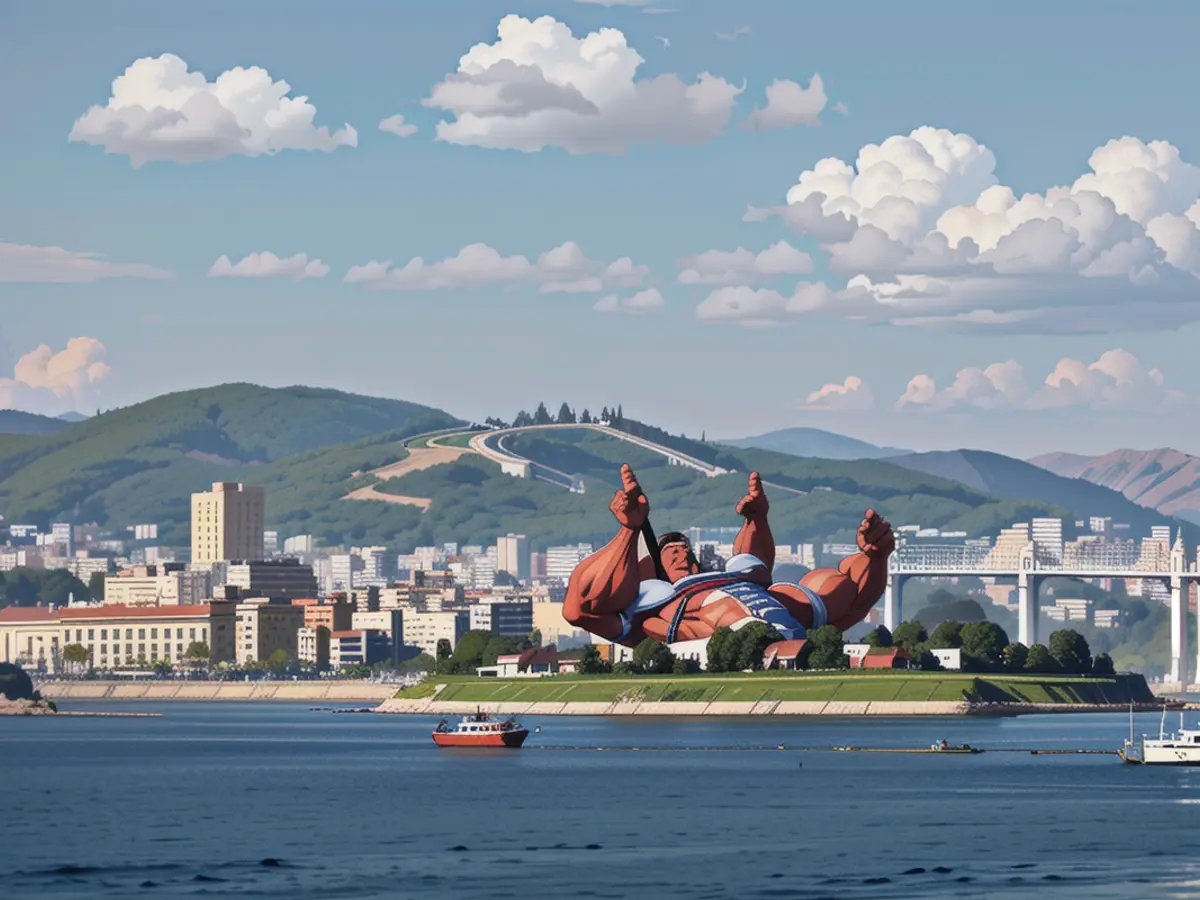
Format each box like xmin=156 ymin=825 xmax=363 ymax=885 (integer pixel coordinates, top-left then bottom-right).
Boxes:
xmin=523 ymin=744 xmax=1120 ymax=755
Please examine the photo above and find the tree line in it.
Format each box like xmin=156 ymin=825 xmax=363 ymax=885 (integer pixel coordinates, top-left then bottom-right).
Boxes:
xmin=484 ymin=404 xmax=625 ymax=430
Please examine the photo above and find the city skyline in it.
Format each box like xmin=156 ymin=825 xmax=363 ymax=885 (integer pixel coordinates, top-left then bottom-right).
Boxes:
xmin=6 ymin=1 xmax=1200 ymax=456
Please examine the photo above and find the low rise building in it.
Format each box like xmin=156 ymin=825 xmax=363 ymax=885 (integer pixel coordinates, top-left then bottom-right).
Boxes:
xmin=224 ymin=559 xmax=319 ymax=603
xmin=235 ymin=597 xmax=305 ymax=665
xmin=329 ymin=629 xmax=393 ymax=668
xmin=402 ymin=610 xmax=468 ymax=656
xmin=104 ymin=564 xmax=211 ymax=607
xmin=298 ymin=626 xmax=330 ymax=667
xmin=0 ymin=603 xmax=236 ymax=673
xmin=292 ymin=597 xmax=354 ymax=633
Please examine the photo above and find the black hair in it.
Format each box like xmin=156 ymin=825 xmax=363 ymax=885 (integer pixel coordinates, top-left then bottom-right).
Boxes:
xmin=657 ymin=532 xmax=700 ymax=570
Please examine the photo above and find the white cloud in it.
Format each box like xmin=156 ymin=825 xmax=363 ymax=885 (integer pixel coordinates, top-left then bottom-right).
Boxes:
xmin=750 ymin=128 xmax=1200 ymax=333
xmin=0 ymin=338 xmax=110 ymax=415
xmin=208 ymin=252 xmax=330 ymax=280
xmin=594 ymin=288 xmax=664 ymax=314
xmin=0 ymin=242 xmax=171 ymax=283
xmin=379 ymin=114 xmax=418 ymax=138
xmin=422 ymin=15 xmax=743 ymax=154
xmin=678 ymin=240 xmax=812 ymax=285
xmin=69 ymin=53 xmax=356 ymax=166
xmin=694 ymin=280 xmax=870 ymax=327
xmin=346 ymin=241 xmax=646 ymax=293
xmin=741 ymin=76 xmax=827 ymax=131
xmin=897 ymin=349 xmax=1186 ymax=413
xmin=716 ymin=26 xmax=752 ymax=41
xmin=802 ymin=376 xmax=874 ymax=411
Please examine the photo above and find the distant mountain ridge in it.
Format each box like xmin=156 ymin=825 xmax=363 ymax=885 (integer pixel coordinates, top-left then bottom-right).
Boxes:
xmin=1030 ymin=447 xmax=1200 ymax=525
xmin=887 ymin=449 xmax=1187 ymax=539
xmin=0 ymin=410 xmax=72 ymax=437
xmin=725 ymin=427 xmax=907 ymax=460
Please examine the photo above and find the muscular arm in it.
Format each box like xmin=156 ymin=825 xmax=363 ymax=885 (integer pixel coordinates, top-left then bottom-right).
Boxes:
xmin=564 ymin=465 xmax=652 ymax=642
xmin=797 ymin=511 xmax=893 ymax=631
xmin=563 ymin=527 xmax=642 ymax=642
xmin=732 ymin=472 xmax=775 ymax=572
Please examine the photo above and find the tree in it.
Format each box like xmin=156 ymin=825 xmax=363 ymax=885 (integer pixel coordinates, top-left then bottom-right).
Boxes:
xmin=556 ymin=403 xmax=576 ymax=424
xmin=266 ymin=649 xmax=291 ymax=674
xmin=863 ymin=625 xmax=893 ymax=648
xmin=615 ymin=404 xmax=624 ymax=423
xmin=528 ymin=628 xmax=543 ymax=648
xmin=512 ymin=410 xmax=533 ymax=428
xmin=88 ymin=571 xmax=106 ymax=603
xmin=436 ymin=639 xmax=452 ymax=661
xmin=891 ymin=621 xmax=928 ymax=658
xmin=929 ymin=621 xmax=964 ymax=650
xmin=580 ymin=409 xmax=592 ymax=424
xmin=533 ymin=402 xmax=553 ymax=425
xmin=733 ymin=622 xmax=784 ymax=671
xmin=1024 ymin=643 xmax=1057 ymax=673
xmin=579 ymin=644 xmax=610 ymax=675
xmin=600 ymin=406 xmax=610 ymax=422
xmin=960 ymin=621 xmax=1009 ymax=671
xmin=632 ymin=638 xmax=675 ymax=675
xmin=152 ymin=658 xmax=173 ymax=676
xmin=705 ymin=626 xmax=736 ymax=672
xmin=912 ymin=645 xmax=942 ymax=671
xmin=807 ymin=625 xmax=848 ymax=670
xmin=1049 ymin=629 xmax=1091 ymax=675
xmin=39 ymin=569 xmax=89 ymax=607
xmin=185 ymin=641 xmax=210 ymax=663
xmin=1003 ymin=642 xmax=1028 ymax=672
xmin=62 ymin=643 xmax=90 ymax=674
xmin=451 ymin=630 xmax=493 ymax=672
xmin=1092 ymin=653 xmax=1116 ymax=676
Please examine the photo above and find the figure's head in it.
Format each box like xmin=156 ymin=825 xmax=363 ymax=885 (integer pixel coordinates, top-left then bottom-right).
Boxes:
xmin=658 ymin=532 xmax=699 ymax=582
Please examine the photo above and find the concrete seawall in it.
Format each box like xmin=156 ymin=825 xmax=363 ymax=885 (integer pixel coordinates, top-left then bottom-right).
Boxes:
xmin=38 ymin=681 xmax=399 ymax=702
xmin=377 ymin=698 xmax=973 ymax=716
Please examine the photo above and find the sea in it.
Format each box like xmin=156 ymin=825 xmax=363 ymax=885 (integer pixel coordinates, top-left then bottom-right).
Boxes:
xmin=2 ymin=702 xmax=1199 ymax=899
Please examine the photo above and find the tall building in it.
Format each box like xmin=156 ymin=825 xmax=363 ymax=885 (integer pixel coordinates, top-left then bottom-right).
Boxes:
xmin=191 ymin=482 xmax=266 ymax=564
xmin=235 ymin=598 xmax=304 ymax=665
xmin=546 ymin=544 xmax=594 ymax=582
xmin=530 ymin=551 xmax=547 ymax=581
xmin=496 ymin=534 xmax=529 ymax=580
xmin=1031 ymin=518 xmax=1064 ymax=564
xmin=1151 ymin=525 xmax=1172 ymax=543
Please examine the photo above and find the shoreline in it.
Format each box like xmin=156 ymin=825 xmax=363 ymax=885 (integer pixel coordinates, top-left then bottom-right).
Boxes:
xmin=376 ymin=698 xmax=1166 ymax=717
xmin=36 ymin=681 xmax=400 ymax=703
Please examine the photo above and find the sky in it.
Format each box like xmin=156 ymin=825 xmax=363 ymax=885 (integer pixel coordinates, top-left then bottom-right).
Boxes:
xmin=4 ymin=0 xmax=1200 ymax=458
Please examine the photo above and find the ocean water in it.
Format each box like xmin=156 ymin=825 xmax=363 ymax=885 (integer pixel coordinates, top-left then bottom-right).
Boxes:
xmin=2 ymin=703 xmax=1200 ymax=899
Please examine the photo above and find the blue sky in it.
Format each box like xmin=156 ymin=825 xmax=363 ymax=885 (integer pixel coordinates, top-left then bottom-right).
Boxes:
xmin=4 ymin=0 xmax=1200 ymax=457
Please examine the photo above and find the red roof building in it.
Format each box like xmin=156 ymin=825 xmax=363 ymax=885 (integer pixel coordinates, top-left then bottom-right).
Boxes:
xmin=849 ymin=647 xmax=910 ymax=669
xmin=762 ymin=639 xmax=809 ymax=670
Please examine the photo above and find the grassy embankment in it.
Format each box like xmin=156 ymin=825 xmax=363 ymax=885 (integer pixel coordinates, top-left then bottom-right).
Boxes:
xmin=395 ymin=672 xmax=1154 ymax=705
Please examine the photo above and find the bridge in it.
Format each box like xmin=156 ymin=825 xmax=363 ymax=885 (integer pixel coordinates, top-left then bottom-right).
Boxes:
xmin=888 ymin=541 xmax=1198 ymax=685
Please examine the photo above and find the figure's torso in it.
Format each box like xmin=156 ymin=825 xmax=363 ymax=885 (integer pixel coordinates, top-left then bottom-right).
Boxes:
xmin=638 ymin=582 xmax=813 ymax=643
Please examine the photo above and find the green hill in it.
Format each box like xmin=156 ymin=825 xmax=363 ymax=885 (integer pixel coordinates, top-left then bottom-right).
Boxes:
xmin=369 ymin=427 xmax=1072 ymax=550
xmin=725 ymin=426 xmax=907 ymax=460
xmin=0 ymin=384 xmax=458 ymax=542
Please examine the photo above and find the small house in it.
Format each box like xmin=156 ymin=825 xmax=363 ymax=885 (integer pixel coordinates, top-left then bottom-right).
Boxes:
xmin=849 ymin=647 xmax=910 ymax=669
xmin=762 ymin=640 xmax=809 ymax=670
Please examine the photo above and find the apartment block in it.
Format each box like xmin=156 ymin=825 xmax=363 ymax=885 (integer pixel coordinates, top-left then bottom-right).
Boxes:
xmin=234 ymin=597 xmax=304 ymax=665
xmin=191 ymin=482 xmax=266 ymax=564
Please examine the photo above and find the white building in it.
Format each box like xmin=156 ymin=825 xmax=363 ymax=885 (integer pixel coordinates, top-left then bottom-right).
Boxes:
xmin=328 ymin=554 xmax=364 ymax=594
xmin=932 ymin=648 xmax=962 ymax=670
xmin=283 ymin=534 xmax=313 ymax=555
xmin=263 ymin=531 xmax=279 ymax=555
xmin=1031 ymin=517 xmax=1064 ymax=564
xmin=546 ymin=544 xmax=594 ymax=582
xmin=402 ymin=610 xmax=468 ymax=656
xmin=104 ymin=566 xmax=212 ymax=607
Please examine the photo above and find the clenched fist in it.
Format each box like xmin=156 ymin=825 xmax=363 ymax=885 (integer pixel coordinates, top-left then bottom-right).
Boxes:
xmin=735 ymin=471 xmax=769 ymax=520
xmin=610 ymin=464 xmax=649 ymax=530
xmin=857 ymin=510 xmax=895 ymax=559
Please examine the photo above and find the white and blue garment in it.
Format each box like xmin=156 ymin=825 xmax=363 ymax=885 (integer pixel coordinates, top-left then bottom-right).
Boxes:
xmin=615 ymin=553 xmax=828 ymax=642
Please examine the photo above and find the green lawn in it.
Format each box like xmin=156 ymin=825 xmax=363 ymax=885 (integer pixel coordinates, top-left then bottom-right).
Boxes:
xmin=396 ymin=672 xmax=1153 ymax=705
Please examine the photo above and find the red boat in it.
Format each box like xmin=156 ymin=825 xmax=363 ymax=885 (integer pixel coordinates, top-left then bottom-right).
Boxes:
xmin=432 ymin=710 xmax=529 ymax=748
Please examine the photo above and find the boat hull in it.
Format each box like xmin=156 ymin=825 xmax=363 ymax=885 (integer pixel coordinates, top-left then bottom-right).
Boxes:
xmin=432 ymin=728 xmax=528 ymax=748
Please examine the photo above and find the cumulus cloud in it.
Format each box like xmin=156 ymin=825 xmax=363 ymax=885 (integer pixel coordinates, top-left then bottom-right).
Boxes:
xmin=378 ymin=114 xmax=418 ymax=138
xmin=594 ymin=288 xmax=664 ymax=314
xmin=422 ymin=15 xmax=743 ymax=154
xmin=208 ymin=252 xmax=330 ymax=280
xmin=678 ymin=241 xmax=812 ymax=285
xmin=0 ymin=338 xmax=110 ymax=415
xmin=741 ymin=76 xmax=827 ymax=131
xmin=802 ymin=376 xmax=874 ymax=411
xmin=345 ymin=241 xmax=646 ymax=293
xmin=0 ymin=242 xmax=171 ymax=283
xmin=69 ymin=54 xmax=356 ymax=166
xmin=744 ymin=128 xmax=1200 ymax=332
xmin=897 ymin=349 xmax=1185 ymax=413
xmin=695 ymin=280 xmax=871 ymax=327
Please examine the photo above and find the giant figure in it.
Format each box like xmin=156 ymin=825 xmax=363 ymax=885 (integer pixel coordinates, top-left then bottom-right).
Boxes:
xmin=564 ymin=465 xmax=895 ymax=653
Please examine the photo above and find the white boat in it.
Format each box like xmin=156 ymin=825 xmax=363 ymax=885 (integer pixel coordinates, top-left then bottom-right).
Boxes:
xmin=1120 ymin=708 xmax=1200 ymax=766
